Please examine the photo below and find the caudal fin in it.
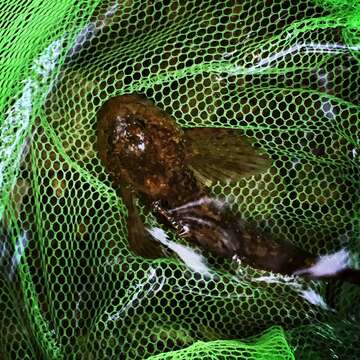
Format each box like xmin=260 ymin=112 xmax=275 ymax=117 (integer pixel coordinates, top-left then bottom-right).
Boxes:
xmin=294 ymin=249 xmax=360 ymax=285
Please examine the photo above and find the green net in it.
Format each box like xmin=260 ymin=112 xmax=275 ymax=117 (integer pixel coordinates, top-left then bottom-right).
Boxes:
xmin=146 ymin=327 xmax=294 ymax=360
xmin=0 ymin=0 xmax=359 ymax=359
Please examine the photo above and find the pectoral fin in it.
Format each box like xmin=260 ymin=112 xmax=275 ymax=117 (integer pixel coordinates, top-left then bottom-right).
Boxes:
xmin=184 ymin=128 xmax=272 ymax=187
xmin=120 ymin=186 xmax=164 ymax=259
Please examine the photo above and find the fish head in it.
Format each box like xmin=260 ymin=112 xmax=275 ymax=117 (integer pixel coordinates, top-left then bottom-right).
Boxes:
xmin=97 ymin=94 xmax=187 ymax=198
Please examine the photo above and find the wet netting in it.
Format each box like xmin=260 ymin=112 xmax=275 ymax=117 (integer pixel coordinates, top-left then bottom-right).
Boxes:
xmin=0 ymin=0 xmax=359 ymax=359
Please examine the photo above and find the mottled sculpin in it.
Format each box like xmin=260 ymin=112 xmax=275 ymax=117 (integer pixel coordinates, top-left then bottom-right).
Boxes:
xmin=97 ymin=94 xmax=359 ymax=284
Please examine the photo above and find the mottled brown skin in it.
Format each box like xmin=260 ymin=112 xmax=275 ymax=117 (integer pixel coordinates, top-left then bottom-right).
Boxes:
xmin=97 ymin=94 xmax=360 ymax=284
xmin=97 ymin=94 xmax=199 ymax=205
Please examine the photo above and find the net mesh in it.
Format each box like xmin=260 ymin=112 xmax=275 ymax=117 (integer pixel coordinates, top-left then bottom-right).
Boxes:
xmin=0 ymin=0 xmax=359 ymax=359
xmin=146 ymin=327 xmax=294 ymax=360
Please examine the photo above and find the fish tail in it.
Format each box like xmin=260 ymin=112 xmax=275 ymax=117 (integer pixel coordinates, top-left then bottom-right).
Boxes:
xmin=293 ymin=249 xmax=360 ymax=285
xmin=298 ymin=267 xmax=360 ymax=285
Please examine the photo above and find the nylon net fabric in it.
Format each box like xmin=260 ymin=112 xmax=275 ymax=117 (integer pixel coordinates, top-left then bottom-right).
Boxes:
xmin=146 ymin=327 xmax=294 ymax=360
xmin=0 ymin=0 xmax=359 ymax=359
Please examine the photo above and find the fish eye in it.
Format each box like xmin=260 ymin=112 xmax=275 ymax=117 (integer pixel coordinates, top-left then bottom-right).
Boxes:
xmin=132 ymin=116 xmax=146 ymax=129
xmin=125 ymin=114 xmax=146 ymax=129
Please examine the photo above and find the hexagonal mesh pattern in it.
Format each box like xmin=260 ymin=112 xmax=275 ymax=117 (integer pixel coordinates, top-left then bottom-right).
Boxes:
xmin=1 ymin=0 xmax=359 ymax=359
xmin=146 ymin=327 xmax=294 ymax=360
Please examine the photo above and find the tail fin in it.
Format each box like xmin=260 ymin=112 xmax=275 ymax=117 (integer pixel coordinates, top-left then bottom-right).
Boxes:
xmin=294 ymin=249 xmax=360 ymax=285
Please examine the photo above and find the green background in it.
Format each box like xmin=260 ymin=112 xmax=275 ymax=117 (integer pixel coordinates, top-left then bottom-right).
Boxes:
xmin=0 ymin=0 xmax=359 ymax=358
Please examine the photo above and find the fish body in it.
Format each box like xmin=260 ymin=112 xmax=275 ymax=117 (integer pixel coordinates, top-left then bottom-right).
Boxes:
xmin=97 ymin=94 xmax=360 ymax=284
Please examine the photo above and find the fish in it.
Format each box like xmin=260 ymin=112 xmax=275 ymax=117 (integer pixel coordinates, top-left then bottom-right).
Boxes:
xmin=96 ymin=94 xmax=360 ymax=284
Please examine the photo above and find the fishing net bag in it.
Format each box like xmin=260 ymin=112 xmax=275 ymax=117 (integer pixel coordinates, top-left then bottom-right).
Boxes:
xmin=0 ymin=0 xmax=359 ymax=359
